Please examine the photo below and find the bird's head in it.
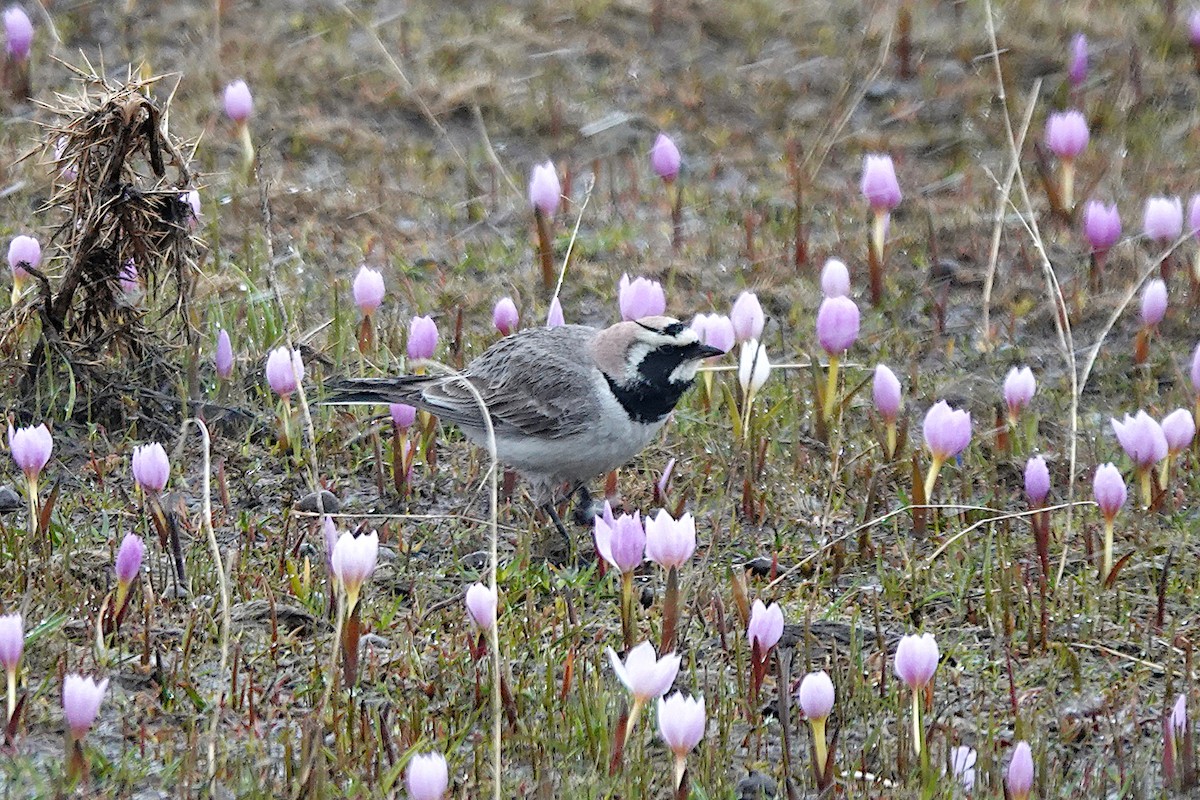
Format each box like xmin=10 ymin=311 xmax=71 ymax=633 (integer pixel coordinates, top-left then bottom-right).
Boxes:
xmin=593 ymin=315 xmax=726 ymax=391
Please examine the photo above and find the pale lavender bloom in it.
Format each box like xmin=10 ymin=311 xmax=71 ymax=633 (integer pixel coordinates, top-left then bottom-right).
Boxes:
xmin=1191 ymin=9 xmax=1200 ymax=46
xmin=738 ymin=340 xmax=770 ymax=398
xmin=7 ymin=234 xmax=40 ymax=279
xmin=949 ymin=745 xmax=977 ymax=792
xmin=492 ymin=297 xmax=519 ymax=335
xmin=528 ymin=160 xmax=561 ymax=216
xmin=797 ymin=670 xmax=834 ymax=720
xmin=1007 ymin=741 xmax=1034 ymax=800
xmin=1144 ymin=196 xmax=1184 ymax=244
xmin=657 ymin=692 xmax=705 ymax=756
xmin=873 ymin=364 xmax=902 ymax=420
xmin=62 ymin=674 xmax=107 ymax=740
xmin=1192 ymin=342 xmax=1200 ymax=394
xmin=1111 ymin=411 xmax=1168 ymax=470
xmin=594 ymin=507 xmax=645 ymax=574
xmin=618 ymin=274 xmax=667 ymax=321
xmin=820 ymin=258 xmax=851 ymax=297
xmin=922 ymin=400 xmax=972 ymax=461
xmin=656 ymin=457 xmax=675 ymax=498
xmin=4 ymin=7 xmax=31 ymax=61
xmin=215 ymin=329 xmax=234 ymax=379
xmin=352 ymin=266 xmax=385 ymax=316
xmin=1068 ymin=33 xmax=1087 ymax=87
xmin=650 ymin=133 xmax=681 ymax=183
xmin=0 ymin=613 xmax=21 ymax=671
xmin=816 ymin=296 xmax=859 ymax=355
xmin=730 ymin=291 xmax=764 ymax=343
xmin=223 ymin=80 xmax=253 ymax=124
xmin=1141 ymin=278 xmax=1168 ymax=327
xmin=1093 ymin=463 xmax=1126 ymax=519
xmin=8 ymin=423 xmax=51 ymax=479
xmin=893 ymin=632 xmax=939 ymax=689
xmin=331 ymin=530 xmax=379 ymax=608
xmin=119 ymin=259 xmax=139 ymax=294
xmin=546 ymin=296 xmax=564 ymax=328
xmin=643 ymin=509 xmax=696 ymax=569
xmin=1173 ymin=694 xmax=1188 ymax=736
xmin=1003 ymin=366 xmax=1036 ymax=418
xmin=1044 ymin=110 xmax=1089 ymax=159
xmin=321 ymin=516 xmax=338 ymax=573
xmin=607 ymin=641 xmax=680 ymax=702
xmin=405 ymin=752 xmax=449 ymax=800
xmin=1025 ymin=455 xmax=1050 ymax=506
xmin=131 ymin=442 xmax=169 ymax=494
xmin=1189 ymin=195 xmax=1200 ymax=237
xmin=406 ymin=315 xmax=438 ymax=360
xmin=55 ymin=136 xmax=76 ymax=181
xmin=747 ymin=599 xmax=784 ymax=655
xmin=465 ymin=583 xmax=497 ymax=631
xmin=390 ymin=403 xmax=417 ymax=430
xmin=1162 ymin=409 xmax=1195 ymax=453
xmin=1083 ymin=201 xmax=1121 ymax=252
xmin=265 ymin=347 xmax=303 ymax=397
xmin=183 ymin=190 xmax=201 ymax=226
xmin=860 ymin=154 xmax=901 ymax=212
xmin=691 ymin=313 xmax=734 ymax=353
xmin=115 ymin=532 xmax=144 ymax=586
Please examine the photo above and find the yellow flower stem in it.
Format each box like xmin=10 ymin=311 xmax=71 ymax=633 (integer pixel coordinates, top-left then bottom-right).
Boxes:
xmin=672 ymin=754 xmax=687 ymax=791
xmin=823 ymin=355 xmax=840 ymax=422
xmin=923 ymin=457 xmax=943 ymax=502
xmin=810 ymin=716 xmax=828 ymax=775
xmin=872 ymin=212 xmax=886 ymax=263
xmin=6 ymin=666 xmax=15 ymax=723
xmin=1139 ymin=467 xmax=1152 ymax=510
xmin=1160 ymin=455 xmax=1173 ymax=492
xmin=624 ymin=696 xmax=645 ymax=742
xmin=1061 ymin=160 xmax=1075 ymax=210
xmin=26 ymin=475 xmax=39 ymax=540
xmin=886 ymin=421 xmax=897 ymax=460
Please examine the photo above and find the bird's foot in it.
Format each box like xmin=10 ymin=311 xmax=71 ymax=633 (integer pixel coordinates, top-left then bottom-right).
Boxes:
xmin=570 ymin=484 xmax=606 ymax=527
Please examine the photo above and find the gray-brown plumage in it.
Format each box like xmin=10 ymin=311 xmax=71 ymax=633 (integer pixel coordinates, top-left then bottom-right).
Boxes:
xmin=326 ymin=316 xmax=724 ymax=532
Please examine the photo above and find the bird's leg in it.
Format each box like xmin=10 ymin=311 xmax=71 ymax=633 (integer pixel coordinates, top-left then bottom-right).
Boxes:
xmin=542 ymin=502 xmax=573 ymax=552
xmin=571 ymin=483 xmax=605 ymax=526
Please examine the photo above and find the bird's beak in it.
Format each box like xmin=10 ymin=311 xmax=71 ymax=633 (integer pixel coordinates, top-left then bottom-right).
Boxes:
xmin=689 ymin=342 xmax=726 ymax=359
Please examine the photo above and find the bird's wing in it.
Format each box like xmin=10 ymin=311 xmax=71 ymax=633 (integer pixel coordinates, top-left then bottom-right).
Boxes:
xmin=421 ymin=326 xmax=602 ymax=438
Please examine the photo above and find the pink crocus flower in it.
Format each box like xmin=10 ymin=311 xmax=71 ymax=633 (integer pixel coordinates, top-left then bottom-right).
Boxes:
xmin=492 ymin=297 xmax=519 ymax=335
xmin=223 ymin=80 xmax=253 ymax=124
xmin=352 ymin=266 xmax=385 ymax=316
xmin=464 ymin=583 xmax=497 ymax=631
xmin=650 ymin=133 xmax=682 ymax=183
xmin=265 ymin=347 xmax=304 ymax=397
xmin=528 ymin=161 xmax=561 ymax=216
xmin=618 ymin=274 xmax=667 ymax=321
xmin=62 ymin=674 xmax=107 ymax=740
xmin=131 ymin=442 xmax=169 ymax=494
xmin=406 ymin=315 xmax=438 ymax=361
xmin=405 ymin=752 xmax=449 ymax=800
xmin=594 ymin=508 xmax=645 ymax=575
xmin=643 ymin=509 xmax=696 ymax=569
xmin=657 ymin=692 xmax=705 ymax=789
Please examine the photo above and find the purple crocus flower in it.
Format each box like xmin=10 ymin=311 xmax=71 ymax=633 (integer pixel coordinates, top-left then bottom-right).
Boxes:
xmin=1162 ymin=408 xmax=1195 ymax=454
xmin=8 ymin=234 xmax=40 ymax=280
xmin=923 ymin=400 xmax=972 ymax=461
xmin=406 ymin=315 xmax=438 ymax=361
xmin=894 ymin=632 xmax=939 ymax=689
xmin=618 ymin=274 xmax=666 ymax=321
xmin=594 ymin=507 xmax=645 ymax=574
xmin=1093 ymin=462 xmax=1126 ymax=520
xmin=223 ymin=80 xmax=253 ymax=124
xmin=1111 ymin=411 xmax=1168 ymax=471
xmin=820 ymin=258 xmax=851 ymax=298
xmin=1141 ymin=279 xmax=1168 ymax=327
xmin=1003 ymin=366 xmax=1036 ymax=419
xmin=1007 ymin=741 xmax=1034 ymax=800
xmin=747 ymin=599 xmax=784 ymax=656
xmin=492 ymin=297 xmax=519 ymax=335
xmin=1083 ymin=201 xmax=1121 ymax=253
xmin=4 ymin=7 xmax=32 ymax=61
xmin=545 ymin=296 xmax=564 ymax=328
xmin=0 ymin=613 xmax=22 ymax=674
xmin=528 ymin=161 xmax=561 ymax=216
xmin=860 ymin=154 xmax=901 ymax=212
xmin=1144 ymin=196 xmax=1184 ymax=244
xmin=131 ymin=442 xmax=169 ymax=494
xmin=114 ymin=532 xmax=144 ymax=586
xmin=873 ymin=364 xmax=902 ymax=421
xmin=1025 ymin=455 xmax=1050 ymax=506
xmin=1068 ymin=34 xmax=1087 ymax=87
xmin=730 ymin=291 xmax=764 ymax=343
xmin=1044 ymin=110 xmax=1089 ymax=159
xmin=215 ymin=329 xmax=234 ymax=379
xmin=816 ymin=296 xmax=859 ymax=356
xmin=352 ymin=266 xmax=385 ymax=316
xmin=650 ymin=133 xmax=681 ymax=183
xmin=464 ymin=582 xmax=498 ymax=631
xmin=62 ymin=675 xmax=107 ymax=740
xmin=405 ymin=752 xmax=449 ymax=800
xmin=1192 ymin=342 xmax=1200 ymax=395
xmin=265 ymin=347 xmax=303 ymax=397
xmin=390 ymin=403 xmax=417 ymax=430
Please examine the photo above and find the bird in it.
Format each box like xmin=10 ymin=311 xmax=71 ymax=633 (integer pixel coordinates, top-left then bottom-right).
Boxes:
xmin=325 ymin=315 xmax=725 ymax=542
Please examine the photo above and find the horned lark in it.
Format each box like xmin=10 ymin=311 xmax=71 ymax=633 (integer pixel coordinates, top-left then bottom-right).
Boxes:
xmin=326 ymin=315 xmax=724 ymax=539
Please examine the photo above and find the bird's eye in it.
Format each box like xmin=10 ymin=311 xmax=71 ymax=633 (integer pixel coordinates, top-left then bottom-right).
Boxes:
xmin=663 ymin=322 xmax=685 ymax=336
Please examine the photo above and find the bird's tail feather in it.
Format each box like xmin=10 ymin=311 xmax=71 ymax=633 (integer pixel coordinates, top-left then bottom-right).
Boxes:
xmin=322 ymin=376 xmax=432 ymax=407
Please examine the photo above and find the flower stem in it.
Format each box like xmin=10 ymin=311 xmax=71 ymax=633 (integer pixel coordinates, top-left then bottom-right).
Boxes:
xmin=1061 ymin=160 xmax=1075 ymax=210
xmin=1102 ymin=518 xmax=1114 ymax=584
xmin=911 ymin=687 xmax=923 ymax=756
xmin=1139 ymin=467 xmax=1152 ymax=510
xmin=26 ymin=475 xmax=38 ymax=541
xmin=923 ymin=457 xmax=943 ymax=502
xmin=885 ymin=420 xmax=897 ymax=460
xmin=661 ymin=566 xmax=679 ymax=654
xmin=823 ymin=355 xmax=840 ymax=422
xmin=623 ymin=696 xmax=644 ymax=743
xmin=620 ymin=572 xmax=634 ymax=651
xmin=810 ymin=716 xmax=828 ymax=777
xmin=5 ymin=666 xmax=14 ymax=724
